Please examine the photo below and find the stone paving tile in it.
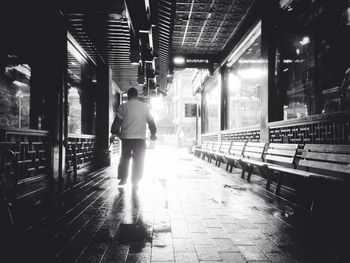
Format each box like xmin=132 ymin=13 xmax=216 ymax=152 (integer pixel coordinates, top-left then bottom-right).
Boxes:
xmin=219 ymin=252 xmax=247 ymax=263
xmin=171 ymin=227 xmax=192 ymax=239
xmin=207 ymin=227 xmax=229 ymax=238
xmin=152 ymin=233 xmax=173 ymax=246
xmin=237 ymin=245 xmax=270 ymax=261
xmin=174 ymin=252 xmax=199 ymax=263
xmin=213 ymin=238 xmax=240 ymax=252
xmin=265 ymin=251 xmax=296 ymax=263
xmin=195 ymin=244 xmax=222 ymax=261
xmin=203 ymin=218 xmax=222 ymax=228
xmin=187 ymin=224 xmax=207 ymax=233
xmin=173 ymin=239 xmax=196 ymax=252
xmin=191 ymin=233 xmax=214 ymax=245
xmin=228 ymin=233 xmax=255 ymax=246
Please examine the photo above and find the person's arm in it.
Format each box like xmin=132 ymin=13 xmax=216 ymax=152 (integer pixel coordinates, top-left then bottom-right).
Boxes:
xmin=146 ymin=107 xmax=157 ymax=140
xmin=111 ymin=107 xmax=123 ymax=136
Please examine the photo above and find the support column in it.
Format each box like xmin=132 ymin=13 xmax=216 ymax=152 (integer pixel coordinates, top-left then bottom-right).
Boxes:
xmin=260 ymin=0 xmax=277 ymax=142
xmin=95 ymin=65 xmax=113 ymax=167
xmin=44 ymin=14 xmax=67 ymax=188
xmin=220 ymin=66 xmax=228 ymax=131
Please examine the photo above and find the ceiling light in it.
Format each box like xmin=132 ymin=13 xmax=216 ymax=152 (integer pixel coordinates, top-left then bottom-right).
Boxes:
xmin=299 ymin=36 xmax=310 ymax=46
xmin=173 ymin=56 xmax=185 ymax=65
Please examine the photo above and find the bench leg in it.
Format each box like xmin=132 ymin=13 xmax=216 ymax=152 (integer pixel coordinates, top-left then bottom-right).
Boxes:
xmin=247 ymin=166 xmax=254 ymax=182
xmin=241 ymin=168 xmax=246 ymax=179
xmin=264 ymin=168 xmax=272 ymax=191
xmin=275 ymin=172 xmax=283 ymax=194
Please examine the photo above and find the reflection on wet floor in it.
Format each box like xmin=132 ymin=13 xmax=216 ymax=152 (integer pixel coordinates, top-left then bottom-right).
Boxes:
xmin=1 ymin=145 xmax=350 ymax=262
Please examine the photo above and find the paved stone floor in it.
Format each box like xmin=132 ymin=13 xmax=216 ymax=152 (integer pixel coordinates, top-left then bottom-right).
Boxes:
xmin=2 ymin=145 xmax=349 ymax=262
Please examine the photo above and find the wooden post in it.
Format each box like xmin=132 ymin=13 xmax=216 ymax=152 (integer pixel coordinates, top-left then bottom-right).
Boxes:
xmin=95 ymin=65 xmax=113 ymax=167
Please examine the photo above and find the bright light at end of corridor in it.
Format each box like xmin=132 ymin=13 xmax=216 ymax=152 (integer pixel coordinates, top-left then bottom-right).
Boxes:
xmin=150 ymin=96 xmax=164 ymax=122
xmin=150 ymin=96 xmax=163 ymax=110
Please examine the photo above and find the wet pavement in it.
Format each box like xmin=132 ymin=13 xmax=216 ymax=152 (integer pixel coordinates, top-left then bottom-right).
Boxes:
xmin=1 ymin=145 xmax=349 ymax=262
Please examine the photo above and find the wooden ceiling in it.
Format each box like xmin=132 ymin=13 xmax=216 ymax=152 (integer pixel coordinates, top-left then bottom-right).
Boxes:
xmin=60 ymin=0 xmax=255 ymax=93
xmin=173 ymin=0 xmax=254 ymax=56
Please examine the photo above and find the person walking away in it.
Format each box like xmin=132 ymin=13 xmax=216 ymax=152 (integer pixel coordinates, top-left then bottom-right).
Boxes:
xmin=110 ymin=87 xmax=157 ymax=190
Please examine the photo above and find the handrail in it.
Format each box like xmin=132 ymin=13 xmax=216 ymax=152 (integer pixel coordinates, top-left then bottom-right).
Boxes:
xmin=0 ymin=127 xmax=49 ymax=138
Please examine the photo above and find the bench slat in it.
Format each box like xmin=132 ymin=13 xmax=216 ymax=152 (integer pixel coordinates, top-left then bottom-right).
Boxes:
xmin=268 ymin=143 xmax=299 ymax=150
xmin=244 ymin=146 xmax=264 ymax=153
xmin=300 ymin=152 xmax=350 ymax=163
xmin=244 ymin=152 xmax=263 ymax=159
xmin=304 ymin=144 xmax=350 ymax=153
xmin=230 ymin=150 xmax=243 ymax=156
xmin=265 ymin=155 xmax=294 ymax=164
xmin=266 ymin=148 xmax=296 ymax=157
xmin=268 ymin=164 xmax=344 ymax=181
xmin=299 ymin=159 xmax=350 ymax=174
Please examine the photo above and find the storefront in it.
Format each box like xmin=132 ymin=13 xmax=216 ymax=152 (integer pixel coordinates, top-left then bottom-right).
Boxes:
xmin=199 ymin=0 xmax=350 ymax=144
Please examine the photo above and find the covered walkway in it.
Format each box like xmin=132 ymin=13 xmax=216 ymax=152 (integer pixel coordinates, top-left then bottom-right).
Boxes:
xmin=3 ymin=146 xmax=349 ymax=263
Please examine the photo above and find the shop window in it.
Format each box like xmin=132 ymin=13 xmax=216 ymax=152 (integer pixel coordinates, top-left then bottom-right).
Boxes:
xmin=203 ymin=74 xmax=220 ymax=133
xmin=0 ymin=55 xmax=31 ymax=128
xmin=274 ymin=0 xmax=350 ymax=121
xmin=227 ymin=22 xmax=263 ymax=129
xmin=67 ymin=39 xmax=96 ymax=134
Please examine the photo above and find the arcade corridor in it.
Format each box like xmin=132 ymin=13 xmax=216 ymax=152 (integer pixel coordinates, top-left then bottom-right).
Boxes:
xmin=2 ymin=145 xmax=349 ymax=263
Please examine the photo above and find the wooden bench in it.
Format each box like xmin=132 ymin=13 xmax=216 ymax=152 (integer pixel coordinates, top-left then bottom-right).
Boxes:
xmin=239 ymin=142 xmax=266 ymax=182
xmin=207 ymin=141 xmax=221 ymax=164
xmin=263 ymin=143 xmax=349 ymax=211
xmin=215 ymin=141 xmax=232 ymax=167
xmin=194 ymin=142 xmax=207 ymax=158
xmin=224 ymin=141 xmax=246 ymax=173
xmin=201 ymin=141 xmax=214 ymax=161
xmin=263 ymin=143 xmax=300 ymax=193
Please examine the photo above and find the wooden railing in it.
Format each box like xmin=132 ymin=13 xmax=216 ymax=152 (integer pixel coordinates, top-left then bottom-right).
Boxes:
xmin=66 ymin=134 xmax=96 ymax=176
xmin=0 ymin=127 xmax=50 ymax=185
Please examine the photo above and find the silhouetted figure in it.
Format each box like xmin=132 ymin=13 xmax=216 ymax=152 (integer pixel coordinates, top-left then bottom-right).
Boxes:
xmin=111 ymin=87 xmax=157 ymax=190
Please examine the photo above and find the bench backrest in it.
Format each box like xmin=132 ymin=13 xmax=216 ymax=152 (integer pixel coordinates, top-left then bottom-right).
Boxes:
xmin=243 ymin=142 xmax=265 ymax=161
xmin=265 ymin=143 xmax=299 ymax=168
xmin=219 ymin=141 xmax=232 ymax=154
xmin=212 ymin=141 xmax=221 ymax=152
xmin=200 ymin=142 xmax=208 ymax=150
xmin=205 ymin=141 xmax=214 ymax=151
xmin=298 ymin=144 xmax=350 ymax=175
xmin=229 ymin=141 xmax=246 ymax=157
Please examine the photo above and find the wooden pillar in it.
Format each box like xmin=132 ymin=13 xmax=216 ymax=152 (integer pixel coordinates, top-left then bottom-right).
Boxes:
xmin=95 ymin=65 xmax=113 ymax=167
xmin=220 ymin=66 xmax=228 ymax=131
xmin=260 ymin=0 xmax=277 ymax=143
xmin=201 ymin=90 xmax=205 ymax=134
xmin=45 ymin=15 xmax=67 ymax=188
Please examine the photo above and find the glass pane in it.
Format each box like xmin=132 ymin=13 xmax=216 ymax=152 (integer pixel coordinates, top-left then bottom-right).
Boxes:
xmin=0 ymin=58 xmax=31 ymax=128
xmin=67 ymin=50 xmax=82 ymax=134
xmin=227 ymin=24 xmax=262 ymax=129
xmin=203 ymin=74 xmax=220 ymax=133
xmin=277 ymin=34 xmax=314 ymax=120
xmin=274 ymin=0 xmax=350 ymax=120
xmin=67 ymin=40 xmax=96 ymax=135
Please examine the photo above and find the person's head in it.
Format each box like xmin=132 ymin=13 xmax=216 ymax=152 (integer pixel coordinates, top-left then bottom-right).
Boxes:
xmin=127 ymin=87 xmax=138 ymax=99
